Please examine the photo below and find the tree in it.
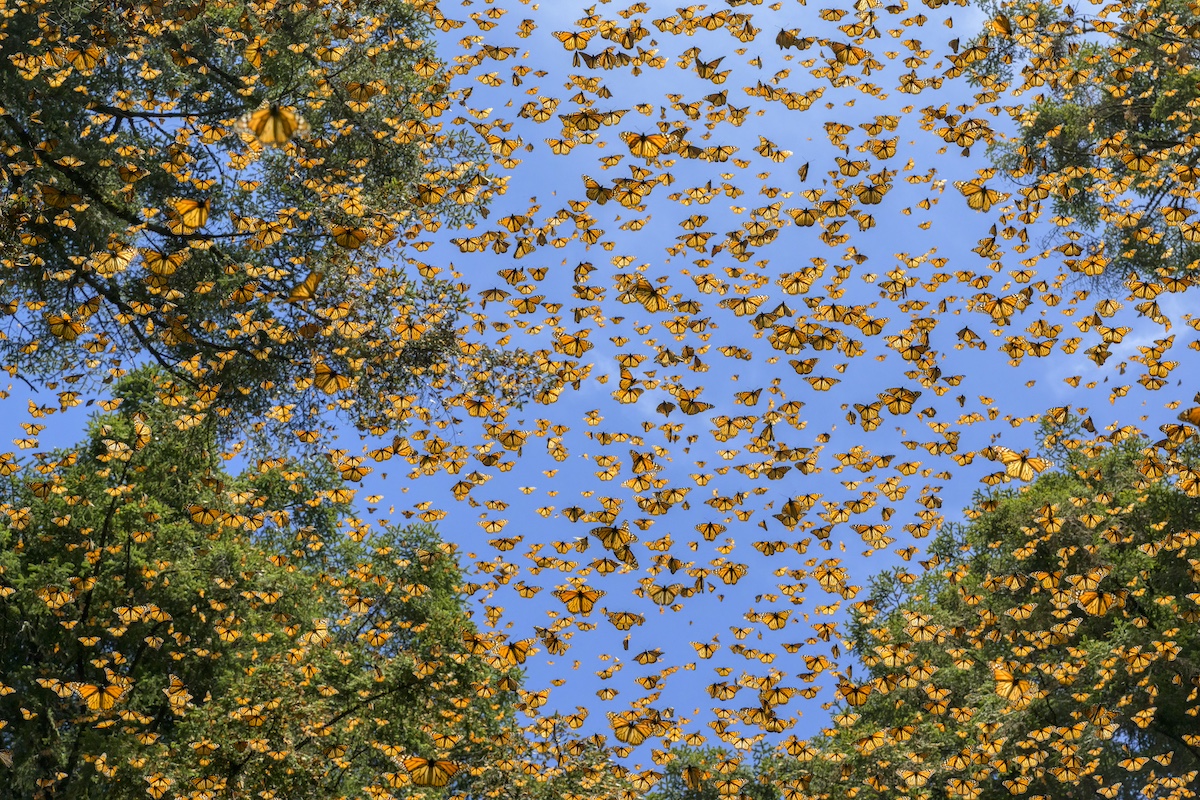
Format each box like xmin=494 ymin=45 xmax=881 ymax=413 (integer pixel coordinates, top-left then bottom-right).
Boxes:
xmin=969 ymin=0 xmax=1200 ymax=280
xmin=0 ymin=0 xmax=538 ymax=430
xmin=0 ymin=368 xmax=522 ymax=799
xmin=469 ymin=729 xmax=638 ymax=800
xmin=783 ymin=432 xmax=1200 ymax=800
xmin=646 ymin=744 xmax=780 ymax=800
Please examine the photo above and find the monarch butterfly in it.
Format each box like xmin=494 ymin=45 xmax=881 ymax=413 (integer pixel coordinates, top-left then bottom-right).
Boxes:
xmin=170 ymin=198 xmax=209 ymax=231
xmin=141 ymin=248 xmax=189 ymax=276
xmin=314 ymin=362 xmax=352 ymax=394
xmin=36 ymin=677 xmax=75 ymax=698
xmin=854 ymin=730 xmax=886 ymax=755
xmin=492 ymin=639 xmax=534 ymax=666
xmin=879 ymin=388 xmax=920 ymax=414
xmin=645 ymin=583 xmax=680 ymax=605
xmin=720 ymin=295 xmax=768 ymax=316
xmin=404 ymin=757 xmax=459 ymax=787
xmin=583 ymin=175 xmax=612 ymax=204
xmin=132 ymin=413 xmax=151 ymax=451
xmin=856 ymin=184 xmax=886 ymax=204
xmin=46 ymin=313 xmax=85 ymax=341
xmin=229 ymin=281 xmax=258 ymax=304
xmin=338 ymin=460 xmax=370 ymax=482
xmin=536 ymin=627 xmax=567 ymax=655
xmin=552 ymin=29 xmax=592 ymax=49
xmin=592 ymin=525 xmax=634 ymax=550
xmin=429 ymin=732 xmax=461 ymax=749
xmin=64 ymin=44 xmax=104 ymax=72
xmin=996 ymin=448 xmax=1049 ymax=481
xmin=829 ymin=41 xmax=867 ymax=64
xmin=555 ymin=586 xmax=603 ymax=615
xmin=610 ymin=715 xmax=654 ymax=745
xmin=992 ymin=663 xmax=1032 ymax=701
xmin=956 ymin=180 xmax=1005 ymax=211
xmin=188 ymin=775 xmax=224 ymax=792
xmin=287 ymin=271 xmax=324 ymax=303
xmin=606 ymin=610 xmax=644 ymax=630
xmin=461 ymin=397 xmax=493 ymax=418
xmin=1005 ymin=602 xmax=1037 ymax=621
xmin=1078 ymin=589 xmax=1124 ymax=615
xmin=616 ymin=132 xmax=666 ymax=161
xmin=760 ymin=611 xmax=789 ymax=630
xmin=807 ymin=375 xmax=839 ymax=391
xmin=313 ymin=42 xmax=349 ymax=62
xmin=561 ymin=109 xmax=604 ymax=132
xmin=1121 ymin=149 xmax=1157 ymax=172
xmin=837 ymin=680 xmax=872 ymax=706
xmin=556 ymin=332 xmax=593 ymax=356
xmin=188 ymin=504 xmax=221 ymax=525
xmin=681 ymin=766 xmax=707 ymax=790
xmin=820 ymin=197 xmax=853 ymax=217
xmin=415 ymin=184 xmax=447 ymax=205
xmin=77 ymin=682 xmax=126 ymax=710
xmin=545 ymin=137 xmax=576 ymax=155
xmin=344 ymin=82 xmax=380 ymax=112
xmin=694 ymin=56 xmax=730 ymax=83
xmin=90 ymin=246 xmax=136 ymax=277
xmin=40 ymin=184 xmax=84 ymax=209
xmin=164 ymin=675 xmax=192 ymax=714
xmin=634 ymin=648 xmax=663 ymax=665
xmin=869 ymin=137 xmax=898 ymax=158
xmin=623 ymin=277 xmax=671 ymax=312
xmin=331 ymin=225 xmax=369 ymax=249
xmin=240 ymin=102 xmax=308 ymax=145
xmin=897 ymin=767 xmax=931 ymax=791
xmin=1177 ymin=406 xmax=1200 ymax=425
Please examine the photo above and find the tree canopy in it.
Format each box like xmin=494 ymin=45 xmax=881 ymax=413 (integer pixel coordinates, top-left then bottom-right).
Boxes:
xmin=790 ymin=432 xmax=1200 ymax=799
xmin=0 ymin=0 xmax=535 ymax=428
xmin=0 ymin=368 xmax=524 ymax=799
xmin=975 ymin=0 xmax=1200 ymax=279
xmin=646 ymin=745 xmax=780 ymax=800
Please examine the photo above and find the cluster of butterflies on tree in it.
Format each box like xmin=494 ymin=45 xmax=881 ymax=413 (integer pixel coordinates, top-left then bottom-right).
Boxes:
xmin=4 ymin=0 xmax=1200 ymax=795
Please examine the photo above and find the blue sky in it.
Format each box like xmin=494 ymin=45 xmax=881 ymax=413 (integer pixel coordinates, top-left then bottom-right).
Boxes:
xmin=335 ymin=0 xmax=1200 ymax=765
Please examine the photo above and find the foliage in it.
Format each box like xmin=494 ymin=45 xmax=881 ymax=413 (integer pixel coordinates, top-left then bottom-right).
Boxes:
xmin=973 ymin=0 xmax=1200 ymax=279
xmin=0 ymin=0 xmax=539 ymax=429
xmin=647 ymin=745 xmax=780 ymax=800
xmin=469 ymin=730 xmax=638 ymax=800
xmin=787 ymin=436 xmax=1200 ymax=799
xmin=0 ymin=369 xmax=520 ymax=799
